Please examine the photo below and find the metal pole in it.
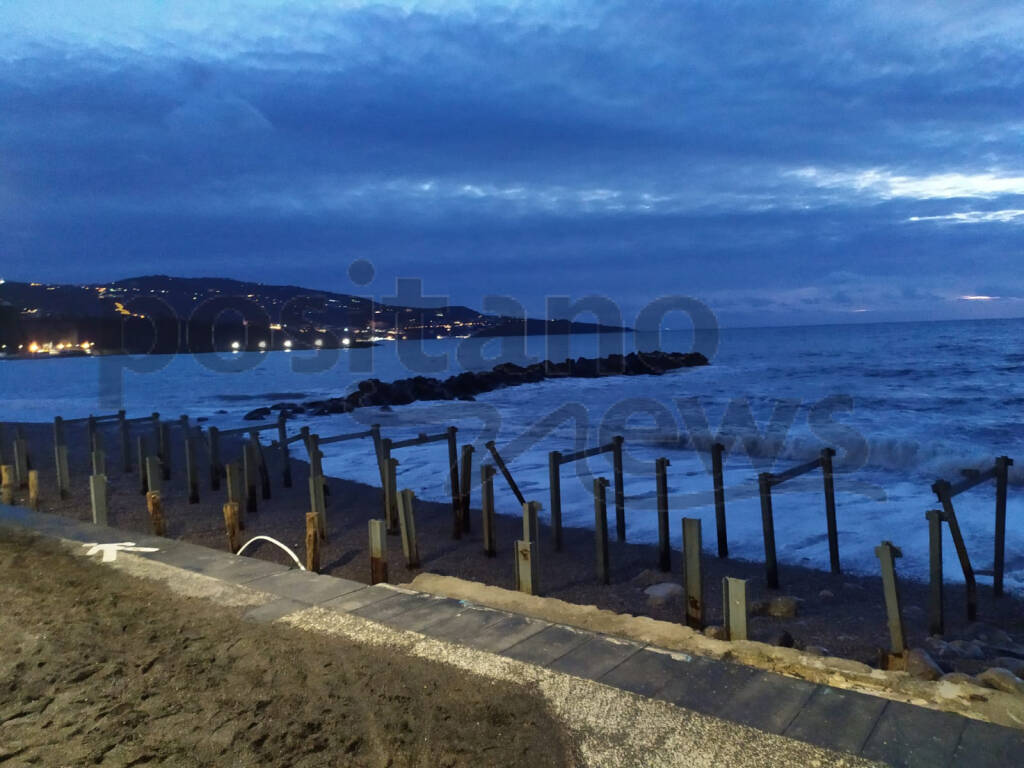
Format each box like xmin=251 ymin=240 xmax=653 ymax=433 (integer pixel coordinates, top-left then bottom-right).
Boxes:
xmin=711 ymin=442 xmax=727 ymax=558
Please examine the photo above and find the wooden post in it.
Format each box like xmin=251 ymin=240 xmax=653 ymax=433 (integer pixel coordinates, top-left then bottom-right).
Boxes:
xmin=0 ymin=465 xmax=13 ymax=505
xmin=369 ymin=519 xmax=388 ymax=584
xmin=54 ymin=417 xmax=69 ymax=499
xmin=875 ymin=541 xmax=906 ymax=656
xmin=758 ymin=473 xmax=779 ymax=589
xmin=90 ymin=474 xmax=108 ymax=525
xmin=459 ymin=444 xmax=473 ymax=533
xmin=926 ymin=509 xmax=944 ymax=636
xmin=226 ymin=462 xmax=244 ymax=530
xmin=994 ymin=456 xmax=1013 ymax=597
xmin=523 ymin=500 xmax=541 ymax=545
xmin=150 ymin=411 xmax=160 ymax=455
xmin=145 ymin=455 xmax=162 ymax=496
xmin=656 ymin=457 xmax=671 ymax=572
xmin=91 ymin=446 xmax=106 ymax=478
xmin=612 ymin=435 xmax=625 ymax=542
xmin=208 ymin=426 xmax=222 ymax=491
xmin=722 ymin=577 xmax=748 ymax=641
xmin=223 ymin=501 xmax=241 ymax=553
xmin=28 ymin=470 xmax=39 ymax=510
xmin=485 ymin=440 xmax=526 ymax=506
xmin=87 ymin=415 xmax=97 ymax=460
xmin=594 ymin=477 xmax=610 ymax=585
xmin=515 ymin=540 xmax=537 ymax=595
xmin=447 ymin=426 xmax=460 ymax=539
xmin=277 ymin=411 xmax=292 ymax=488
xmin=118 ymin=410 xmax=131 ymax=473
xmin=682 ymin=517 xmax=703 ymax=629
xmin=13 ymin=435 xmax=28 ymax=489
xmin=308 ymin=469 xmax=325 ymax=541
xmin=481 ymin=464 xmax=496 ymax=557
xmin=397 ymin=489 xmax=420 ymax=568
xmin=711 ymin=442 xmax=728 ymax=558
xmin=933 ymin=482 xmax=977 ymax=622
xmin=384 ymin=457 xmax=399 ymax=534
xmin=159 ymin=422 xmax=171 ymax=480
xmin=146 ymin=490 xmax=165 ymax=536
xmin=548 ymin=450 xmax=562 ymax=551
xmin=136 ymin=436 xmax=148 ymax=494
xmin=250 ymin=431 xmax=271 ymax=500
xmin=185 ymin=435 xmax=199 ymax=504
xmin=308 ymin=433 xmax=327 ymax=499
xmin=243 ymin=440 xmax=258 ymax=514
xmin=821 ymin=447 xmax=840 ymax=574
xmin=14 ymin=426 xmax=29 ymax=472
xmin=306 ymin=512 xmax=320 ymax=573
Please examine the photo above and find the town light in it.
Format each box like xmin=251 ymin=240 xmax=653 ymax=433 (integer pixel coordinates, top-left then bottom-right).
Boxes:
xmin=283 ymin=339 xmax=292 ymax=349
xmin=342 ymin=337 xmax=351 ymax=346
xmin=314 ymin=339 xmax=323 ymax=347
xmin=231 ymin=341 xmax=241 ymax=351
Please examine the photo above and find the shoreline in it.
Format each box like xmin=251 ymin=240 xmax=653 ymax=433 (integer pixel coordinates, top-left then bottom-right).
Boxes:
xmin=3 ymin=418 xmax=1024 ymax=673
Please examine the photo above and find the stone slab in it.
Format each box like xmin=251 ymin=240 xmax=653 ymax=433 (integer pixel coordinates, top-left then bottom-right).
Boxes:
xmin=245 ymin=569 xmax=366 ymax=604
xmin=712 ymin=669 xmax=817 ymax=734
xmin=460 ymin=613 xmax=550 ymax=654
xmin=243 ymin=598 xmax=308 ymax=624
xmin=861 ymin=700 xmax=967 ymax=768
xmin=657 ymin=656 xmax=759 ymax=714
xmin=949 ymin=719 xmax=1024 ymax=768
xmin=784 ymin=685 xmax=887 ymax=755
xmin=357 ymin=594 xmax=465 ymax=634
xmin=501 ymin=624 xmax=591 ymax=667
xmin=422 ymin=605 xmax=511 ymax=644
xmin=548 ymin=634 xmax=643 ymax=680
xmin=321 ymin=585 xmax=404 ymax=613
xmin=599 ymin=647 xmax=688 ymax=698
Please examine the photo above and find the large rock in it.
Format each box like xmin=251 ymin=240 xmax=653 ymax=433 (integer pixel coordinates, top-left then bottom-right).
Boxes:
xmin=975 ymin=667 xmax=1024 ymax=695
xmin=962 ymin=622 xmax=1013 ymax=646
xmin=644 ymin=582 xmax=684 ymax=600
xmin=905 ymin=648 xmax=943 ymax=681
xmin=766 ymin=596 xmax=800 ymax=618
xmin=243 ymin=407 xmax=271 ymax=421
xmin=994 ymin=657 xmax=1024 ymax=678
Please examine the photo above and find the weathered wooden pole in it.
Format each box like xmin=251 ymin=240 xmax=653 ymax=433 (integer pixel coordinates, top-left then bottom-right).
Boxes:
xmin=159 ymin=422 xmax=171 ymax=481
xmin=711 ymin=442 xmax=728 ymax=558
xmin=594 ymin=477 xmax=610 ymax=585
xmin=118 ymin=410 xmax=131 ymax=473
xmin=307 ymin=466 xmax=325 ymax=541
xmin=821 ymin=447 xmax=840 ymax=574
xmin=926 ymin=509 xmax=944 ymax=636
xmin=523 ymin=500 xmax=541 ymax=545
xmin=13 ymin=434 xmax=29 ymax=489
xmin=53 ymin=417 xmax=70 ymax=499
xmin=91 ymin=444 xmax=106 ymax=478
xmin=223 ymin=501 xmax=241 ymax=553
xmin=722 ymin=577 xmax=748 ymax=641
xmin=308 ymin=432 xmax=327 ymax=498
xmin=305 ymin=512 xmax=321 ymax=573
xmin=277 ymin=411 xmax=292 ymax=488
xmin=208 ymin=426 xmax=222 ymax=491
xmin=758 ymin=473 xmax=779 ymax=589
xmin=446 ymin=426 xmax=460 ymax=539
xmin=875 ymin=540 xmax=906 ymax=659
xmin=485 ymin=440 xmax=526 ymax=506
xmin=933 ymin=481 xmax=977 ymax=621
xmin=243 ymin=440 xmax=258 ymax=514
xmin=369 ymin=519 xmax=388 ymax=584
xmin=655 ymin=457 xmax=671 ymax=572
xmin=90 ymin=474 xmax=108 ymax=525
xmin=14 ymin=426 xmax=29 ymax=472
xmin=185 ymin=434 xmax=199 ymax=504
xmin=612 ymin=435 xmax=625 ymax=542
xmin=397 ymin=489 xmax=420 ymax=568
xmin=459 ymin=444 xmax=474 ymax=533
xmin=226 ymin=462 xmax=245 ymax=531
xmin=0 ymin=465 xmax=14 ymax=505
xmin=548 ymin=450 xmax=563 ymax=551
xmin=150 ymin=411 xmax=160 ymax=455
xmin=27 ymin=470 xmax=39 ymax=510
xmin=994 ymin=456 xmax=1013 ymax=597
xmin=249 ymin=431 xmax=271 ymax=500
xmin=682 ymin=517 xmax=703 ymax=629
xmin=137 ymin=435 xmax=149 ymax=494
xmin=87 ymin=415 xmax=97 ymax=461
xmin=145 ymin=455 xmax=162 ymax=496
xmin=515 ymin=500 xmax=542 ymax=595
xmin=146 ymin=490 xmax=165 ymax=536
xmin=384 ymin=457 xmax=399 ymax=534
xmin=481 ymin=463 xmax=496 ymax=557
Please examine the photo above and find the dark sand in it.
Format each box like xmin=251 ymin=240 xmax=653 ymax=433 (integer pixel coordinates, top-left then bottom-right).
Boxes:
xmin=5 ymin=419 xmax=1024 ymax=668
xmin=0 ymin=527 xmax=576 ymax=766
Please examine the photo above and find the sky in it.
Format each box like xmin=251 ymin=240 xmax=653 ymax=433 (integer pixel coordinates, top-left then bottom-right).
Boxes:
xmin=1 ymin=0 xmax=1023 ymax=327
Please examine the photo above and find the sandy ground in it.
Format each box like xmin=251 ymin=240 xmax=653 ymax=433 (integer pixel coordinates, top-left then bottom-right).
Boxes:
xmin=6 ymin=418 xmax=1024 ymax=667
xmin=0 ymin=527 xmax=577 ymax=767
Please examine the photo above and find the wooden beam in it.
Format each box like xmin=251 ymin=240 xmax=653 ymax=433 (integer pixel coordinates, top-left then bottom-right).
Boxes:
xmin=397 ymin=489 xmax=420 ymax=569
xmin=722 ymin=577 xmax=748 ymax=641
xmin=481 ymin=464 xmax=496 ymax=558
xmin=994 ymin=456 xmax=1013 ymax=597
xmin=821 ymin=447 xmax=840 ymax=574
xmin=926 ymin=509 xmax=944 ymax=636
xmin=711 ymin=442 xmax=727 ymax=558
xmin=655 ymin=457 xmax=671 ymax=571
xmin=548 ymin=450 xmax=562 ymax=551
xmin=369 ymin=519 xmax=388 ymax=584
xmin=682 ymin=517 xmax=703 ymax=629
xmin=90 ymin=474 xmax=108 ymax=525
xmin=758 ymin=473 xmax=779 ymax=589
xmin=875 ymin=541 xmax=906 ymax=656
xmin=484 ymin=441 xmax=526 ymax=506
xmin=612 ymin=436 xmax=625 ymax=542
xmin=594 ymin=477 xmax=610 ymax=585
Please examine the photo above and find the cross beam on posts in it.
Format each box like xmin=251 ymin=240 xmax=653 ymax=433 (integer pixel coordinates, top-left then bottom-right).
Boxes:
xmin=930 ymin=481 xmax=978 ymax=622
xmin=932 ymin=455 xmax=1014 ymax=597
xmin=384 ymin=428 xmax=461 ymax=540
xmin=484 ymin=441 xmax=526 ymax=506
xmin=549 ymin=436 xmax=625 ymax=551
xmin=758 ymin=447 xmax=840 ymax=588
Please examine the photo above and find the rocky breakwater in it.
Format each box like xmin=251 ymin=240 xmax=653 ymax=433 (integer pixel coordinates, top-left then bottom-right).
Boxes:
xmin=245 ymin=350 xmax=708 ymax=419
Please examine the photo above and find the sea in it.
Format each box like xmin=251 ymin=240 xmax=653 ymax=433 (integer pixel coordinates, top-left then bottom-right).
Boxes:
xmin=2 ymin=317 xmax=1022 ymax=589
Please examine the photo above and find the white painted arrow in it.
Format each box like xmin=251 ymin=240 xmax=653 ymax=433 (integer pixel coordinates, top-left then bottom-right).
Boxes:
xmin=83 ymin=542 xmax=160 ymax=562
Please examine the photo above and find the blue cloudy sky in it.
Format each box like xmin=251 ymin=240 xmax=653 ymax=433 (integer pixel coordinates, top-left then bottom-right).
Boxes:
xmin=1 ymin=0 xmax=1023 ymax=326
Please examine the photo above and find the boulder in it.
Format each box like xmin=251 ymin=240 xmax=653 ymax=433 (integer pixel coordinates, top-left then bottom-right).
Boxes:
xmin=769 ymin=630 xmax=795 ymax=648
xmin=994 ymin=657 xmax=1024 ymax=678
xmin=703 ymin=625 xmax=728 ymax=641
xmin=961 ymin=623 xmax=1013 ymax=646
xmin=643 ymin=582 xmax=684 ymax=600
xmin=905 ymin=648 xmax=943 ymax=681
xmin=817 ymin=589 xmax=834 ymax=600
xmin=766 ymin=596 xmax=800 ymax=618
xmin=975 ymin=667 xmax=1024 ymax=695
xmin=938 ymin=672 xmax=974 ymax=685
xmin=948 ymin=640 xmax=985 ymax=660
xmin=243 ymin=407 xmax=271 ymax=421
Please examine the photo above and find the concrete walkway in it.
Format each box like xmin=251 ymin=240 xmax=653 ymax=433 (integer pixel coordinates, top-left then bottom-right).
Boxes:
xmin=2 ymin=504 xmax=1022 ymax=767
